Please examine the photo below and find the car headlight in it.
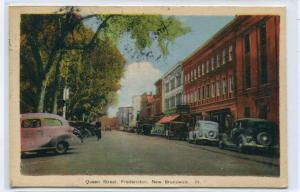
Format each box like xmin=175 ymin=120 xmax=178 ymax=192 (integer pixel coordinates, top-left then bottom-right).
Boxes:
xmin=208 ymin=131 xmax=215 ymax=137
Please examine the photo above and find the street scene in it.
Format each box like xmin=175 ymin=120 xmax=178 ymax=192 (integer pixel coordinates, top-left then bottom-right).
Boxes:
xmin=20 ymin=7 xmax=280 ymax=177
xmin=21 ymin=130 xmax=279 ymax=176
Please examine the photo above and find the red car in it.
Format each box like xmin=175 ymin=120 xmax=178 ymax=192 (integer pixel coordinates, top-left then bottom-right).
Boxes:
xmin=21 ymin=113 xmax=81 ymax=155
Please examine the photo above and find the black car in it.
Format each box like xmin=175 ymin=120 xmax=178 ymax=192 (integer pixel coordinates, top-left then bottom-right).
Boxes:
xmin=69 ymin=121 xmax=96 ymax=137
xmin=218 ymin=118 xmax=279 ymax=153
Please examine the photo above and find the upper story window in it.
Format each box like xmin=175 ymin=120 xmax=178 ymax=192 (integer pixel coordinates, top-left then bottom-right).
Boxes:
xmin=217 ymin=80 xmax=221 ymax=96
xmin=211 ymin=57 xmax=215 ymax=71
xmin=206 ymin=60 xmax=210 ymax=73
xmin=206 ymin=84 xmax=210 ymax=98
xmin=229 ymin=75 xmax=234 ymax=93
xmin=198 ymin=65 xmax=201 ymax=77
xmin=194 ymin=69 xmax=197 ymax=80
xmin=223 ymin=78 xmax=228 ymax=95
xmin=165 ymin=82 xmax=169 ymax=93
xmin=187 ymin=73 xmax=190 ymax=82
xmin=222 ymin=49 xmax=226 ymax=65
xmin=198 ymin=88 xmax=201 ymax=100
xmin=244 ymin=33 xmax=251 ymax=88
xmin=260 ymin=23 xmax=268 ymax=84
xmin=228 ymin=45 xmax=233 ymax=61
xmin=176 ymin=73 xmax=182 ymax=87
xmin=217 ymin=54 xmax=220 ymax=67
xmin=202 ymin=86 xmax=205 ymax=99
xmin=202 ymin=63 xmax=205 ymax=75
xmin=212 ymin=82 xmax=216 ymax=97
xmin=190 ymin=71 xmax=194 ymax=81
xmin=170 ymin=78 xmax=176 ymax=90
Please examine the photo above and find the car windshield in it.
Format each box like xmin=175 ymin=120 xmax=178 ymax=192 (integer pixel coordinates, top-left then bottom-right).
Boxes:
xmin=200 ymin=122 xmax=218 ymax=130
xmin=248 ymin=121 xmax=275 ymax=129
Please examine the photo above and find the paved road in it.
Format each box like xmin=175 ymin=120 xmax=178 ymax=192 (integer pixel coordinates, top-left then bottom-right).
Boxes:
xmin=21 ymin=130 xmax=279 ymax=176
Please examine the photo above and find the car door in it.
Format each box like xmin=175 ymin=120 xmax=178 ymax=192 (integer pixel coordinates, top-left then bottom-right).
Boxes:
xmin=21 ymin=118 xmax=46 ymax=151
xmin=42 ymin=118 xmax=65 ymax=142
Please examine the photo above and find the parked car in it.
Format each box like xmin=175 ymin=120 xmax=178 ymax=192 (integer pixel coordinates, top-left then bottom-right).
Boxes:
xmin=69 ymin=121 xmax=96 ymax=137
xmin=218 ymin=118 xmax=279 ymax=153
xmin=21 ymin=113 xmax=81 ymax=155
xmin=188 ymin=120 xmax=219 ymax=145
xmin=151 ymin=123 xmax=165 ymax=136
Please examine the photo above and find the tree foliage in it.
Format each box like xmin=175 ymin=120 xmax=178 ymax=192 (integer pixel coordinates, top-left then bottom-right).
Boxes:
xmin=20 ymin=7 xmax=190 ymax=120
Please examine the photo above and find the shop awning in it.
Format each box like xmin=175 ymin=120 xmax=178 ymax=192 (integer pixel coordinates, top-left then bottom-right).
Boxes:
xmin=157 ymin=114 xmax=180 ymax=124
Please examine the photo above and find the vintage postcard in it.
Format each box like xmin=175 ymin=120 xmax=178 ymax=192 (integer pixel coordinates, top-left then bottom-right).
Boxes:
xmin=9 ymin=6 xmax=287 ymax=188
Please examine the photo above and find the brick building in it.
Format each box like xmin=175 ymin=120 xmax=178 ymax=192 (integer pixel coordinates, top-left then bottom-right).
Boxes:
xmin=152 ymin=79 xmax=163 ymax=116
xmin=182 ymin=16 xmax=279 ymax=131
xmin=235 ymin=16 xmax=279 ymax=125
xmin=139 ymin=92 xmax=154 ymax=124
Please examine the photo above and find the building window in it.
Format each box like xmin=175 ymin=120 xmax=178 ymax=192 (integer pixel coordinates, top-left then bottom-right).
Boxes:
xmin=244 ymin=33 xmax=251 ymax=88
xmin=223 ymin=78 xmax=227 ymax=95
xmin=229 ymin=45 xmax=233 ymax=61
xmin=190 ymin=71 xmax=193 ymax=81
xmin=211 ymin=57 xmax=215 ymax=71
xmin=212 ymin=82 xmax=215 ymax=97
xmin=206 ymin=84 xmax=210 ymax=98
xmin=206 ymin=60 xmax=210 ymax=73
xmin=165 ymin=83 xmax=169 ymax=93
xmin=194 ymin=69 xmax=197 ymax=80
xmin=202 ymin=86 xmax=205 ymax=99
xmin=176 ymin=73 xmax=182 ymax=87
xmin=244 ymin=107 xmax=251 ymax=118
xmin=217 ymin=54 xmax=220 ymax=67
xmin=198 ymin=88 xmax=201 ymax=100
xmin=170 ymin=96 xmax=175 ymax=108
xmin=171 ymin=78 xmax=175 ymax=90
xmin=222 ymin=49 xmax=226 ymax=65
xmin=198 ymin=65 xmax=201 ymax=77
xmin=165 ymin=98 xmax=169 ymax=110
xmin=176 ymin=93 xmax=182 ymax=106
xmin=260 ymin=23 xmax=268 ymax=84
xmin=229 ymin=75 xmax=234 ymax=93
xmin=202 ymin=63 xmax=205 ymax=75
xmin=217 ymin=80 xmax=221 ymax=96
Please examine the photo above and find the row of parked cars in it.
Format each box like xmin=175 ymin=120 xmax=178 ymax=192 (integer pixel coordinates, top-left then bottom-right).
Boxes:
xmin=135 ymin=118 xmax=279 ymax=154
xmin=20 ymin=113 xmax=99 ymax=156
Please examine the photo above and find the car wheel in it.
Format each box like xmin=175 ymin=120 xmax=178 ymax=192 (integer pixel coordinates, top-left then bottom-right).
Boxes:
xmin=237 ymin=138 xmax=244 ymax=153
xmin=55 ymin=142 xmax=68 ymax=154
xmin=218 ymin=140 xmax=224 ymax=149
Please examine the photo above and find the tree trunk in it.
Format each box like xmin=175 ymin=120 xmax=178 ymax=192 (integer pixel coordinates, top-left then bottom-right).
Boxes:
xmin=52 ymin=90 xmax=58 ymax=114
xmin=37 ymin=85 xmax=46 ymax=112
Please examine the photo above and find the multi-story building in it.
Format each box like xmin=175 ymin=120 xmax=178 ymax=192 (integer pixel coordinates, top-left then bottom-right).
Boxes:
xmin=152 ymin=79 xmax=163 ymax=116
xmin=182 ymin=16 xmax=279 ymax=131
xmin=139 ymin=92 xmax=154 ymax=124
xmin=129 ymin=95 xmax=141 ymax=128
xmin=162 ymin=62 xmax=184 ymax=114
xmin=116 ymin=106 xmax=133 ymax=129
xmin=235 ymin=16 xmax=279 ymax=125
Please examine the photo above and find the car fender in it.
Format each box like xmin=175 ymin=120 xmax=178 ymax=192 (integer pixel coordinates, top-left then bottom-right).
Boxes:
xmin=48 ymin=134 xmax=80 ymax=147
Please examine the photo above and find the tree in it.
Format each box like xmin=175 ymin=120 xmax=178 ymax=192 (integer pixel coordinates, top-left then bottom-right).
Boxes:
xmin=20 ymin=7 xmax=191 ymax=117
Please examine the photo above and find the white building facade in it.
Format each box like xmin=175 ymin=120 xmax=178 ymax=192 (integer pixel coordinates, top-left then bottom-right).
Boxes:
xmin=130 ymin=95 xmax=141 ymax=128
xmin=162 ymin=62 xmax=184 ymax=113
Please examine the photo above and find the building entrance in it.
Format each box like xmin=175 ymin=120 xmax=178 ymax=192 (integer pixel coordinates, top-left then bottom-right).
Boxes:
xmin=208 ymin=108 xmax=232 ymax=133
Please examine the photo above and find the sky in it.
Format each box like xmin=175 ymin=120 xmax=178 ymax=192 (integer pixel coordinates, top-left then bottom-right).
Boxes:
xmin=86 ymin=16 xmax=235 ymax=117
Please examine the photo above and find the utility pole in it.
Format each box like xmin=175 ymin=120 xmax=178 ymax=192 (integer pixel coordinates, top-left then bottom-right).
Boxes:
xmin=63 ymin=87 xmax=69 ymax=119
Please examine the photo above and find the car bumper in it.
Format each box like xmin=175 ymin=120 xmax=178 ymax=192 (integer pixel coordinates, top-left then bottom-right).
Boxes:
xmin=244 ymin=142 xmax=278 ymax=149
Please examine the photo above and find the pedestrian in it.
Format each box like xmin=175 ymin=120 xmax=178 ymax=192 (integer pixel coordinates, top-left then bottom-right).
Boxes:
xmin=95 ymin=121 xmax=102 ymax=141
